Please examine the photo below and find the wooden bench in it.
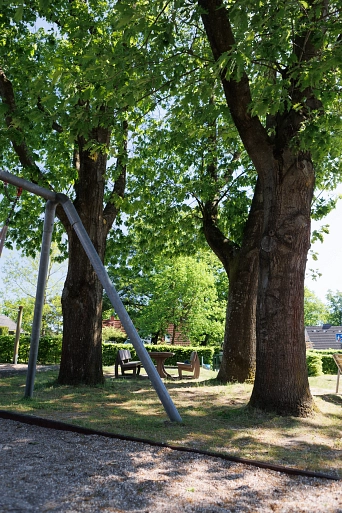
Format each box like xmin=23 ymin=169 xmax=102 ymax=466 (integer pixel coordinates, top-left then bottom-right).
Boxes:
xmin=333 ymin=354 xmax=342 ymax=393
xmin=114 ymin=349 xmax=141 ymax=378
xmin=177 ymin=351 xmax=200 ymax=379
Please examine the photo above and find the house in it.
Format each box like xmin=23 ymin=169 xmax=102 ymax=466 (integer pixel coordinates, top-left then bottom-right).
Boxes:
xmin=0 ymin=314 xmax=17 ymax=335
xmin=164 ymin=324 xmax=191 ymax=346
xmin=305 ymin=325 xmax=342 ymax=350
xmin=102 ymin=316 xmax=191 ymax=346
xmin=102 ymin=315 xmax=126 ymax=334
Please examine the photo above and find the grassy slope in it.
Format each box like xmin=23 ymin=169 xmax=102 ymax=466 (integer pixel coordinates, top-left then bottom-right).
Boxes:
xmin=0 ymin=367 xmax=341 ymax=477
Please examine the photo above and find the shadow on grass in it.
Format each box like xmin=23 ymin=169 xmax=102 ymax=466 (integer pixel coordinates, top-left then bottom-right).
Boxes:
xmin=1 ymin=370 xmax=341 ymax=476
xmin=318 ymin=394 xmax=342 ymax=406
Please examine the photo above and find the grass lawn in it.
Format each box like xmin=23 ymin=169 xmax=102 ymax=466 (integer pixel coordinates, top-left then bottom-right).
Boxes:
xmin=0 ymin=366 xmax=341 ymax=478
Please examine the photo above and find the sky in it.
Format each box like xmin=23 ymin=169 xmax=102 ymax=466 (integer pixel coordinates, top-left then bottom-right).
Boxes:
xmin=305 ymin=185 xmax=342 ymax=301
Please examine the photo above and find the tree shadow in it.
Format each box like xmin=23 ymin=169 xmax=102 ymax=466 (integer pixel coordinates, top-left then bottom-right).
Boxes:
xmin=318 ymin=393 xmax=342 ymax=406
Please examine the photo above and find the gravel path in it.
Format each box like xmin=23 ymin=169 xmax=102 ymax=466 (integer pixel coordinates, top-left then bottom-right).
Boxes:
xmin=0 ymin=418 xmax=341 ymax=513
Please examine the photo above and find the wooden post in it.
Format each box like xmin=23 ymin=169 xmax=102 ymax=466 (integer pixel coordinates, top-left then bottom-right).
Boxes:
xmin=333 ymin=354 xmax=342 ymax=394
xmin=12 ymin=305 xmax=23 ymax=364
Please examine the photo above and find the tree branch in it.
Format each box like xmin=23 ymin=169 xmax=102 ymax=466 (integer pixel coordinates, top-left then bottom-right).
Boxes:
xmin=198 ymin=0 xmax=270 ymax=171
xmin=103 ymin=120 xmax=128 ymax=232
xmin=0 ymin=67 xmax=70 ymax=229
xmin=37 ymin=97 xmax=63 ymax=133
xmin=0 ymin=68 xmax=44 ymax=175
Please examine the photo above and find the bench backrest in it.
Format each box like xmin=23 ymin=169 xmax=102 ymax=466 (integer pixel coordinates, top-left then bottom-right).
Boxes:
xmin=117 ymin=349 xmax=132 ymax=363
xmin=190 ymin=351 xmax=197 ymax=364
xmin=190 ymin=351 xmax=200 ymax=378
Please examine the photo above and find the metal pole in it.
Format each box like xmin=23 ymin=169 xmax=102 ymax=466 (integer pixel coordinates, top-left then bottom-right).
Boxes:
xmin=25 ymin=200 xmax=57 ymax=398
xmin=0 ymin=170 xmax=57 ymax=202
xmin=0 ymin=171 xmax=182 ymax=421
xmin=13 ymin=305 xmax=23 ymax=364
xmin=57 ymin=193 xmax=182 ymax=422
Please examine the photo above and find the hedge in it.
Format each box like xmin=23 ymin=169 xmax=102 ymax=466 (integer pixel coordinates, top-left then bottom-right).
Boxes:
xmin=0 ymin=335 xmax=219 ymax=367
xmin=0 ymin=335 xmax=62 ymax=364
xmin=306 ymin=353 xmax=323 ymax=376
xmin=306 ymin=349 xmax=342 ymax=376
xmin=1 ymin=335 xmax=340 ymax=375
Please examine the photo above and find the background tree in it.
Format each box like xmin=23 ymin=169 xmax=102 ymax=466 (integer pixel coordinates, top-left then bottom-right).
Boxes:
xmin=304 ymin=287 xmax=328 ymax=326
xmin=326 ymin=290 xmax=342 ymax=326
xmin=0 ymin=248 xmax=65 ymax=334
xmin=106 ymin=229 xmax=227 ymax=346
xmin=134 ymin=254 xmax=226 ymax=346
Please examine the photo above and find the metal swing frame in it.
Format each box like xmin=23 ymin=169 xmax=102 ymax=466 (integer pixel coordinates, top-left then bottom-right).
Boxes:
xmin=0 ymin=184 xmax=22 ymax=257
xmin=0 ymin=170 xmax=182 ymax=423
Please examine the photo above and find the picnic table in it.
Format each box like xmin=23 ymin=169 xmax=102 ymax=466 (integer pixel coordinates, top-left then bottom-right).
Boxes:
xmin=148 ymin=351 xmax=175 ymax=379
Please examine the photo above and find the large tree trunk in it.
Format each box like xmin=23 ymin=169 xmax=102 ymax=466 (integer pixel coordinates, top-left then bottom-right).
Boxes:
xmin=58 ymin=231 xmax=106 ymax=385
xmin=218 ymin=248 xmax=258 ymax=383
xmin=202 ymin=179 xmax=262 ymax=383
xmin=58 ymin=133 xmax=108 ymax=385
xmin=249 ymin=150 xmax=314 ymax=415
xmin=58 ymin=122 xmax=126 ymax=386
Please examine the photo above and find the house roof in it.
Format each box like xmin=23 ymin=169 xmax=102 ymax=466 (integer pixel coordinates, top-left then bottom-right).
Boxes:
xmin=305 ymin=325 xmax=342 ymax=350
xmin=0 ymin=314 xmax=17 ymax=332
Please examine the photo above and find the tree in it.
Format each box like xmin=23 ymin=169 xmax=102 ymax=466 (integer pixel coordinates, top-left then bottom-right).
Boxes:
xmin=0 ymin=249 xmax=65 ymax=334
xmin=135 ymin=254 xmax=226 ymax=345
xmin=304 ymin=288 xmax=328 ymax=326
xmin=110 ymin=3 xmax=339 ymax=384
xmin=106 ymin=233 xmax=227 ymax=346
xmin=0 ymin=2 xmax=161 ymax=384
xmin=326 ymin=290 xmax=342 ymax=325
xmin=197 ymin=0 xmax=342 ymax=415
xmin=116 ymin=67 xmax=262 ymax=380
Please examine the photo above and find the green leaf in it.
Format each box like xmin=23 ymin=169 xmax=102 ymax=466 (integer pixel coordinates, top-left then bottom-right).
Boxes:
xmin=14 ymin=5 xmax=24 ymax=23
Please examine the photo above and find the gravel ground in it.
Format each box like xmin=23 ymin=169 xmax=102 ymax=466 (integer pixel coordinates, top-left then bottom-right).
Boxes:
xmin=0 ymin=418 xmax=341 ymax=513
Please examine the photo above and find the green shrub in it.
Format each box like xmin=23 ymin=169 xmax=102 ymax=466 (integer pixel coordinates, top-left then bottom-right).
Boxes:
xmin=0 ymin=335 xmax=15 ymax=362
xmin=102 ymin=327 xmax=127 ymax=343
xmin=0 ymin=326 xmax=9 ymax=336
xmin=1 ymin=334 xmax=218 ymax=368
xmin=307 ymin=352 xmax=323 ymax=376
xmin=0 ymin=335 xmax=62 ymax=364
xmin=306 ymin=349 xmax=342 ymax=375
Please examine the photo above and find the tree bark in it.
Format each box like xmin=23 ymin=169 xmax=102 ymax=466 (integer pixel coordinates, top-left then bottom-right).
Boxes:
xmin=250 ymin=150 xmax=315 ymax=415
xmin=58 ymin=130 xmax=108 ymax=385
xmin=58 ymin=123 xmax=127 ymax=386
xmin=202 ymin=178 xmax=263 ymax=382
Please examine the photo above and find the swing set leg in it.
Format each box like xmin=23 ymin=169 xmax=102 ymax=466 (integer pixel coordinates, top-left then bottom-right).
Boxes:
xmin=0 ymin=225 xmax=8 ymax=257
